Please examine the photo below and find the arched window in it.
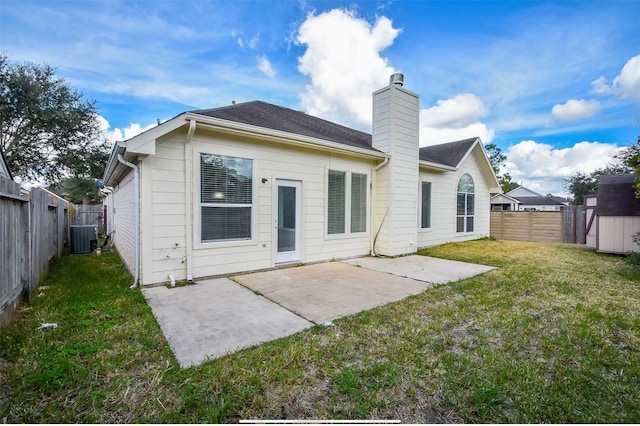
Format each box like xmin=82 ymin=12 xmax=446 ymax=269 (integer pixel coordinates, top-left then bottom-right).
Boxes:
xmin=457 ymin=174 xmax=474 ymax=233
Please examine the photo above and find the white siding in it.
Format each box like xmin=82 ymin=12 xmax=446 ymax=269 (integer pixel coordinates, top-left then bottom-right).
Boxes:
xmin=598 ymin=216 xmax=640 ymax=254
xmin=417 ymin=148 xmax=492 ymax=248
xmin=112 ymin=170 xmax=136 ymax=274
xmin=141 ymin=129 xmax=377 ymax=285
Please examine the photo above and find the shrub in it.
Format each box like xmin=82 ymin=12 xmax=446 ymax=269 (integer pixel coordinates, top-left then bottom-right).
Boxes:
xmin=625 ymin=231 xmax=640 ymax=267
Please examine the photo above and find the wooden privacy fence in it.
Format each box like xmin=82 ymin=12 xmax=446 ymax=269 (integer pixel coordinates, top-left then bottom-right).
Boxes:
xmin=71 ymin=203 xmax=104 ymax=235
xmin=0 ymin=175 xmax=68 ymax=326
xmin=490 ymin=206 xmax=585 ymax=244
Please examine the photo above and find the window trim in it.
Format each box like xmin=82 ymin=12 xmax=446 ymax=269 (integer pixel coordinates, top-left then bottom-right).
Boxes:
xmin=326 ymin=169 xmax=368 ymax=237
xmin=421 ymin=181 xmax=432 ymax=229
xmin=456 ymin=173 xmax=475 ymax=233
xmin=197 ymin=152 xmax=257 ymax=246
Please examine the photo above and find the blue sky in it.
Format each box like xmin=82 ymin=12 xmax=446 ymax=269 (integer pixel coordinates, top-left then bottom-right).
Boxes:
xmin=2 ymin=0 xmax=639 ymax=195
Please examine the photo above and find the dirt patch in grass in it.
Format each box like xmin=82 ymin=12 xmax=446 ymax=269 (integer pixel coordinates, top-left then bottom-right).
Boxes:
xmin=2 ymin=241 xmax=640 ymax=423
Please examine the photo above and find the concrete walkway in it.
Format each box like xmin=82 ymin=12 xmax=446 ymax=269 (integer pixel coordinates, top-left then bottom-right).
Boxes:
xmin=143 ymin=255 xmax=494 ymax=367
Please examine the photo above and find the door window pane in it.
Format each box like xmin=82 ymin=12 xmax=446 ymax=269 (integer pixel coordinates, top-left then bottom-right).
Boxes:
xmin=278 ymin=186 xmax=296 ymax=252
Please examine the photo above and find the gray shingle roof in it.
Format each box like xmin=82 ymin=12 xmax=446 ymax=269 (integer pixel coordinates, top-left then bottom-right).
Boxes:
xmin=513 ymin=196 xmax=566 ymax=206
xmin=419 ymin=137 xmax=477 ymax=167
xmin=191 ymin=101 xmax=480 ymax=168
xmin=191 ymin=101 xmax=376 ymax=152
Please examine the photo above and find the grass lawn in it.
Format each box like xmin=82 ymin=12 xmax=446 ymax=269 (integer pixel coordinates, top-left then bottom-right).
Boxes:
xmin=1 ymin=240 xmax=639 ymax=423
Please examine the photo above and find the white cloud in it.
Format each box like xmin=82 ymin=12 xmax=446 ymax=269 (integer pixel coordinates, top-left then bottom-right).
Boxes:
xmin=234 ymin=30 xmax=260 ymax=50
xmin=257 ymin=55 xmax=275 ymax=78
xmin=503 ymin=140 xmax=621 ymax=196
xmin=551 ymin=99 xmax=600 ymax=122
xmin=99 ymin=116 xmax=156 ymax=143
xmin=420 ymin=122 xmax=495 ymax=147
xmin=296 ymin=8 xmax=401 ymax=127
xmin=590 ymin=76 xmax=612 ymax=95
xmin=592 ymin=54 xmax=640 ymax=103
xmin=422 ymin=93 xmax=488 ymax=129
xmin=419 ymin=94 xmax=493 ymax=145
xmin=612 ymin=54 xmax=640 ymax=102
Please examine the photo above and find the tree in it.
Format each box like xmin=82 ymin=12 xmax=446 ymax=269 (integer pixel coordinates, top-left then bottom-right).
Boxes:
xmin=565 ymin=171 xmax=599 ymax=205
xmin=0 ymin=55 xmax=109 ymax=185
xmin=616 ymin=136 xmax=640 ymax=197
xmin=484 ymin=143 xmax=518 ymax=192
xmin=564 ymin=145 xmax=636 ymax=205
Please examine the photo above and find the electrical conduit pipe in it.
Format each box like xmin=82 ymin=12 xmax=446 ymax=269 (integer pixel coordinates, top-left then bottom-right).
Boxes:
xmin=370 ymin=157 xmax=389 ymax=257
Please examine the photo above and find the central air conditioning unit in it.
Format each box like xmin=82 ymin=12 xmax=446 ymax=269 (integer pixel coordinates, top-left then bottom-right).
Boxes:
xmin=70 ymin=225 xmax=98 ymax=254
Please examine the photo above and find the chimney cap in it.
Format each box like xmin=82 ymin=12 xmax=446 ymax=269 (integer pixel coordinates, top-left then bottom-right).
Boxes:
xmin=390 ymin=73 xmax=404 ymax=86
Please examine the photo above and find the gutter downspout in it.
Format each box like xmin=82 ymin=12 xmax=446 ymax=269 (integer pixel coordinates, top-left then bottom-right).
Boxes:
xmin=184 ymin=119 xmax=196 ymax=282
xmin=117 ymin=153 xmax=140 ymax=289
xmin=370 ymin=157 xmax=389 ymax=257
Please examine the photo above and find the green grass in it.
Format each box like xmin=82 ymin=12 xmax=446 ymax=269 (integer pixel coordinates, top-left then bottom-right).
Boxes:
xmin=1 ymin=241 xmax=640 ymax=423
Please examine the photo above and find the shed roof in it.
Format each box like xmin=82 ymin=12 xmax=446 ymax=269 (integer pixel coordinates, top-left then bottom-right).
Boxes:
xmin=597 ymin=174 xmax=640 ymax=216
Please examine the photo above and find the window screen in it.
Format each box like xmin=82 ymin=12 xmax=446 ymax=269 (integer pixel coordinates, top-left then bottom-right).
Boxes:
xmin=328 ymin=170 xmax=346 ymax=234
xmin=351 ymin=173 xmax=367 ymax=232
xmin=200 ymin=154 xmax=253 ymax=241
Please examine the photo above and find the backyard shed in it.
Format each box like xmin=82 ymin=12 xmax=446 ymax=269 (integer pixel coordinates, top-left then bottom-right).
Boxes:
xmin=585 ymin=174 xmax=640 ymax=254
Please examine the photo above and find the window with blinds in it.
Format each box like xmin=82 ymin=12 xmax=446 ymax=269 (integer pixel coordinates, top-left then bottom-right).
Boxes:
xmin=328 ymin=170 xmax=346 ymax=234
xmin=328 ymin=170 xmax=367 ymax=235
xmin=351 ymin=173 xmax=367 ymax=232
xmin=421 ymin=181 xmax=431 ymax=228
xmin=200 ymin=153 xmax=253 ymax=242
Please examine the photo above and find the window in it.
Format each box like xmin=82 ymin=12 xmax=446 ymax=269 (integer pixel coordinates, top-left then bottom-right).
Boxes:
xmin=456 ymin=174 xmax=474 ymax=233
xmin=421 ymin=181 xmax=432 ymax=228
xmin=351 ymin=173 xmax=367 ymax=232
xmin=328 ymin=170 xmax=367 ymax=235
xmin=200 ymin=153 xmax=253 ymax=242
xmin=328 ymin=171 xmax=346 ymax=234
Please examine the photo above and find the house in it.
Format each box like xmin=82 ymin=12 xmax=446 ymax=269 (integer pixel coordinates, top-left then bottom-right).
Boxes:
xmin=102 ymin=74 xmax=501 ymax=286
xmin=585 ymin=174 xmax=640 ymax=254
xmin=0 ymin=149 xmax=12 ymax=179
xmin=491 ymin=186 xmax=566 ymax=211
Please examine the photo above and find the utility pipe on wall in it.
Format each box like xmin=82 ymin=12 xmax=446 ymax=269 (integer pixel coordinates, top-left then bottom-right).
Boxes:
xmin=117 ymin=153 xmax=140 ymax=289
xmin=370 ymin=157 xmax=389 ymax=257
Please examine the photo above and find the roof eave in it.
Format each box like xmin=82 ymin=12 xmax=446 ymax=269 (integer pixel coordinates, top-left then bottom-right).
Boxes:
xmin=103 ymin=141 xmax=127 ymax=186
xmin=491 ymin=193 xmax=520 ymax=203
xmin=466 ymin=138 xmax=501 ymax=193
xmin=419 ymin=160 xmax=457 ymax=171
xmin=185 ymin=112 xmax=388 ymax=160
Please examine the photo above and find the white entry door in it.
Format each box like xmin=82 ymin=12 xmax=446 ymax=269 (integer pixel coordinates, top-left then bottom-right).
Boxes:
xmin=275 ymin=180 xmax=301 ymax=264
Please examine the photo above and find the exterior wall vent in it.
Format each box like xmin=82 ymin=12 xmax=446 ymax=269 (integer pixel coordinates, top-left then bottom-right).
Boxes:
xmin=389 ymin=73 xmax=404 ymax=86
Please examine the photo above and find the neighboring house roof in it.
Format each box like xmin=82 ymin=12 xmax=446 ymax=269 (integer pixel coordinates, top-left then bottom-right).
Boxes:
xmin=507 ymin=186 xmax=543 ymax=198
xmin=513 ymin=196 xmax=565 ymax=206
xmin=0 ymin=148 xmax=12 ymax=179
xmin=191 ymin=101 xmax=376 ymax=153
xmin=490 ymin=193 xmax=520 ymax=204
xmin=419 ymin=137 xmax=477 ymax=168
